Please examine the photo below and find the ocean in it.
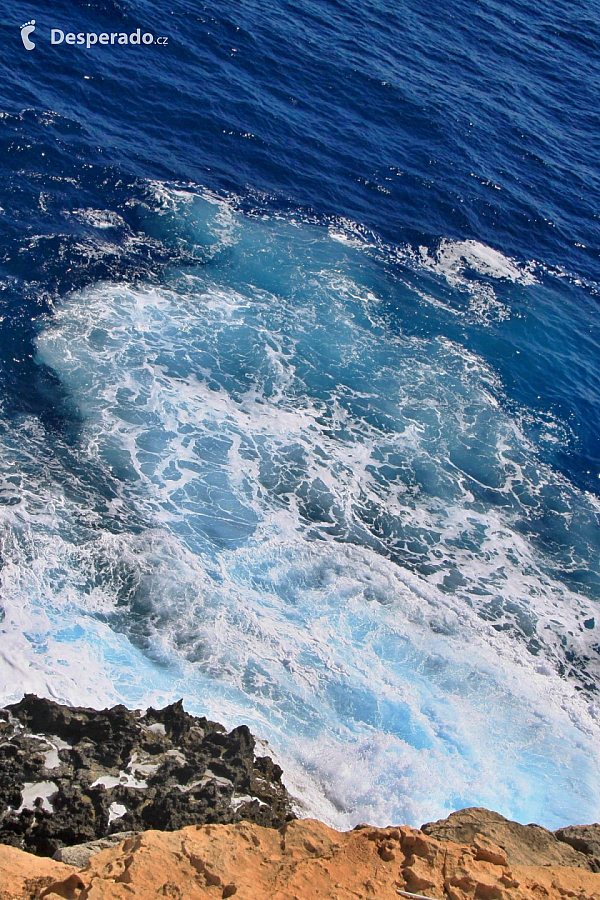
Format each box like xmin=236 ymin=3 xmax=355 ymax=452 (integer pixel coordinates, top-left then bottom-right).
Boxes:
xmin=0 ymin=0 xmax=599 ymax=830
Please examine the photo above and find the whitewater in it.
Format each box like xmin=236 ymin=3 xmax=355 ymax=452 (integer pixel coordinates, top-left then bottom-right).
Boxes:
xmin=0 ymin=187 xmax=599 ymax=830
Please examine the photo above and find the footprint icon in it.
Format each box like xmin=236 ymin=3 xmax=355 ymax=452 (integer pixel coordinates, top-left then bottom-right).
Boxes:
xmin=21 ymin=20 xmax=36 ymax=51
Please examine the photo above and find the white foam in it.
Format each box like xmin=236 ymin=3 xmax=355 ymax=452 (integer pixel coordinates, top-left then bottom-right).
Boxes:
xmin=1 ymin=191 xmax=599 ymax=832
xmin=69 ymin=209 xmax=127 ymax=230
xmin=418 ymin=239 xmax=536 ymax=285
xmin=328 ymin=217 xmax=538 ymax=322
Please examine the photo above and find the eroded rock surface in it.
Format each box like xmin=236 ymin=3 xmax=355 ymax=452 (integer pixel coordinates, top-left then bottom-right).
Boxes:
xmin=3 ymin=818 xmax=600 ymax=900
xmin=0 ymin=695 xmax=294 ymax=857
xmin=422 ymin=807 xmax=600 ymax=872
xmin=555 ymin=825 xmax=600 ymax=872
xmin=52 ymin=833 xmax=138 ymax=868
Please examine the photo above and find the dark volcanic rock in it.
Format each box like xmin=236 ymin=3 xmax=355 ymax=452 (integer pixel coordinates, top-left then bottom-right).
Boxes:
xmin=0 ymin=695 xmax=295 ymax=857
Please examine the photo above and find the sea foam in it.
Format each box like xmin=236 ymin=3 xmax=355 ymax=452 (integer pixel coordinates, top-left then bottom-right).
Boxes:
xmin=1 ymin=189 xmax=599 ymax=830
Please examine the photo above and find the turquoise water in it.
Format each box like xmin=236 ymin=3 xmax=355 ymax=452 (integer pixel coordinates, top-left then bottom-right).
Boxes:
xmin=0 ymin=0 xmax=599 ymax=829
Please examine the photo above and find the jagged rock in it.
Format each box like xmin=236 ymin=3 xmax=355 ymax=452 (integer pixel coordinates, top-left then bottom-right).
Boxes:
xmin=3 ymin=819 xmax=600 ymax=900
xmin=554 ymin=823 xmax=600 ymax=872
xmin=0 ymin=695 xmax=294 ymax=857
xmin=421 ymin=806 xmax=595 ymax=870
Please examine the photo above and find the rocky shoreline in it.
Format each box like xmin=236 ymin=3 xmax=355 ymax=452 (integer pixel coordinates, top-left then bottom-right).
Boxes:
xmin=3 ymin=816 xmax=600 ymax=900
xmin=0 ymin=695 xmax=294 ymax=858
xmin=1 ymin=696 xmax=600 ymax=899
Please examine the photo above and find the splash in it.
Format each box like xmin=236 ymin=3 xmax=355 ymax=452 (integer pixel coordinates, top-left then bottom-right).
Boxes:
xmin=1 ymin=189 xmax=599 ymax=830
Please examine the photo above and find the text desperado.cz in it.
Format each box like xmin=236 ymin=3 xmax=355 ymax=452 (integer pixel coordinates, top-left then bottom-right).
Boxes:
xmin=51 ymin=29 xmax=168 ymax=48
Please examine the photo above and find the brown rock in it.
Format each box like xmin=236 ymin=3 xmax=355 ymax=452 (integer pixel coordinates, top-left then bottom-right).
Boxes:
xmin=422 ymin=807 xmax=595 ymax=870
xmin=472 ymin=835 xmax=508 ymax=867
xmin=555 ymin=824 xmax=600 ymax=872
xmin=2 ymin=817 xmax=600 ymax=900
xmin=40 ymin=873 xmax=86 ymax=899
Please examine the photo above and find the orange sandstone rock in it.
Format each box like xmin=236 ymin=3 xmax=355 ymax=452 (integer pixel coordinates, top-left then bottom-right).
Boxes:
xmin=2 ymin=818 xmax=600 ymax=900
xmin=0 ymin=844 xmax=77 ymax=900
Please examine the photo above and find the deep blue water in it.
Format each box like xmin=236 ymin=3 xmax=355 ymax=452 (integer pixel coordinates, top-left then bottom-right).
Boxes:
xmin=0 ymin=0 xmax=599 ymax=829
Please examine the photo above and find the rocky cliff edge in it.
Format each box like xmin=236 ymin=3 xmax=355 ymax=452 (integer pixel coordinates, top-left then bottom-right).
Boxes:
xmin=3 ymin=816 xmax=600 ymax=900
xmin=2 ymin=696 xmax=600 ymax=899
